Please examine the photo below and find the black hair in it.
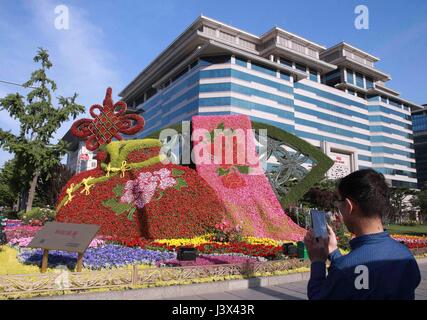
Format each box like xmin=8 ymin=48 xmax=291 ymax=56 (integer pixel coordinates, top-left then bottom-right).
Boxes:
xmin=337 ymin=169 xmax=390 ymax=218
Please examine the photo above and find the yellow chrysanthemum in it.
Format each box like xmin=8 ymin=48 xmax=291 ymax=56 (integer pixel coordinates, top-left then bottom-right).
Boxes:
xmin=243 ymin=236 xmax=295 ymax=246
xmin=155 ymin=234 xmax=215 ymax=247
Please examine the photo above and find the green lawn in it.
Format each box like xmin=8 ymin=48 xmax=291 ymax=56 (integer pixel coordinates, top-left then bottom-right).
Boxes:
xmin=385 ymin=224 xmax=427 ymax=236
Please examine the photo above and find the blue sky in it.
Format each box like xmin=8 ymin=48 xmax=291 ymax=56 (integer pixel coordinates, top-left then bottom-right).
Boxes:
xmin=0 ymin=0 xmax=426 ymax=167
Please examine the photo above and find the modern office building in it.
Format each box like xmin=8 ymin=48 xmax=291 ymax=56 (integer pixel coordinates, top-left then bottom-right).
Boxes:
xmin=413 ymin=105 xmax=427 ymax=189
xmin=119 ymin=16 xmax=423 ymax=188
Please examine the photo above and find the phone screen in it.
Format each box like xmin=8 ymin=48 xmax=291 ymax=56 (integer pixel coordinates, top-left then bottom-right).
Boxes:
xmin=310 ymin=210 xmax=328 ymax=239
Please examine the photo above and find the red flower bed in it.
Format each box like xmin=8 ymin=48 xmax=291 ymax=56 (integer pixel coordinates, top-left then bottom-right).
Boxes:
xmin=56 ymin=159 xmax=226 ymax=239
xmin=391 ymin=234 xmax=427 ymax=249
xmin=195 ymin=242 xmax=283 ymax=259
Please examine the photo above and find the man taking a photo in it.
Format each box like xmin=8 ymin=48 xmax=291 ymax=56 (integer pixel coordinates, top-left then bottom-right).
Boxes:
xmin=304 ymin=169 xmax=421 ymax=299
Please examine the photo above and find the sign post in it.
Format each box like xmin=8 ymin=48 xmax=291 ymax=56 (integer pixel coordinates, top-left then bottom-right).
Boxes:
xmin=28 ymin=222 xmax=99 ymax=273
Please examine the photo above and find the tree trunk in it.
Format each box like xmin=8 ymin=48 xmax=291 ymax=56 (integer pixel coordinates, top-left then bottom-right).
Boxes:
xmin=26 ymin=171 xmax=40 ymax=213
xmin=20 ymin=191 xmax=28 ymax=212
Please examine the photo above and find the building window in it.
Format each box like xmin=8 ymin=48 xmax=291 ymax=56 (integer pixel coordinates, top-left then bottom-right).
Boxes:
xmin=389 ymin=99 xmax=401 ymax=108
xmin=146 ymin=87 xmax=157 ymax=100
xmin=200 ymin=55 xmax=231 ymax=64
xmin=355 ymin=72 xmax=364 ymax=88
xmin=367 ymin=95 xmax=379 ymax=101
xmin=324 ymin=69 xmax=341 ymax=87
xmin=279 ymin=57 xmax=292 ymax=67
xmin=365 ymin=77 xmax=374 ymax=88
xmin=280 ymin=71 xmax=291 ymax=81
xmin=235 ymin=57 xmax=247 ymax=67
xmin=347 ymin=89 xmax=356 ymax=96
xmin=190 ymin=60 xmax=199 ymax=69
xmin=309 ymin=69 xmax=318 ymax=82
xmin=356 ymin=92 xmax=366 ymax=99
xmin=251 ymin=61 xmax=277 ymax=77
xmin=171 ymin=67 xmax=188 ymax=83
xmin=381 ymin=96 xmax=388 ymax=103
xmin=295 ymin=63 xmax=306 ymax=72
xmin=346 ymin=69 xmax=354 ymax=84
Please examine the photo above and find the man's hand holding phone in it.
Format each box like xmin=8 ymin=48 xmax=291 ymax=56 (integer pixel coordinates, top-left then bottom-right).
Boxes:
xmin=304 ymin=229 xmax=329 ymax=262
xmin=304 ymin=223 xmax=339 ymax=263
xmin=326 ymin=224 xmax=338 ymax=254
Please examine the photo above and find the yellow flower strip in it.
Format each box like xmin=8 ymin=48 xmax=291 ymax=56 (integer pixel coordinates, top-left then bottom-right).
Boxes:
xmin=155 ymin=234 xmax=217 ymax=247
xmin=155 ymin=235 xmax=296 ymax=247
xmin=243 ymin=236 xmax=295 ymax=246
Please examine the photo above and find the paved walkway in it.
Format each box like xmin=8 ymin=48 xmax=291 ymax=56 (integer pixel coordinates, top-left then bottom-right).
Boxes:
xmin=36 ymin=259 xmax=427 ymax=300
xmin=173 ymin=260 xmax=427 ymax=300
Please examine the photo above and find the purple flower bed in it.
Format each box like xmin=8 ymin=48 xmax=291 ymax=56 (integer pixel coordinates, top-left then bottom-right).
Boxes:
xmin=5 ymin=219 xmax=22 ymax=228
xmin=18 ymin=244 xmax=176 ymax=270
xmin=157 ymin=254 xmax=259 ymax=267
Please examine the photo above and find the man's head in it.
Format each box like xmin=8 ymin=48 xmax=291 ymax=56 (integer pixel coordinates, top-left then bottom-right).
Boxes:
xmin=335 ymin=169 xmax=390 ymax=233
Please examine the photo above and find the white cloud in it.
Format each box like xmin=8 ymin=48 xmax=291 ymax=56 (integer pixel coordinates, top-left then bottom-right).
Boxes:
xmin=0 ymin=0 xmax=124 ymax=167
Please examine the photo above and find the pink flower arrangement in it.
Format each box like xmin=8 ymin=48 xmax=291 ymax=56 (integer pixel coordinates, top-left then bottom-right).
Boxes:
xmin=215 ymin=220 xmax=230 ymax=232
xmin=192 ymin=115 xmax=305 ymax=241
xmin=88 ymin=238 xmax=106 ymax=248
xmin=8 ymin=235 xmax=105 ymax=248
xmin=211 ymin=220 xmax=244 ymax=243
xmin=120 ymin=168 xmax=177 ymax=209
xmin=4 ymin=225 xmax=42 ymax=240
xmin=8 ymin=237 xmax=33 ymax=247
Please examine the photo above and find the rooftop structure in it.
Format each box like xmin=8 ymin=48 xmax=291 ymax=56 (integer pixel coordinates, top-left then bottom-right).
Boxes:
xmin=119 ymin=15 xmax=423 ymax=188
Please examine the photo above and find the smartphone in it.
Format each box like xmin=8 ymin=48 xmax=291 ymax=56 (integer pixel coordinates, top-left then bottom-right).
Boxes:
xmin=310 ymin=210 xmax=328 ymax=239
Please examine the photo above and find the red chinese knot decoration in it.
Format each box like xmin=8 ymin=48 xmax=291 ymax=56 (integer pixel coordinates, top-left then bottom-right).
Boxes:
xmin=71 ymin=87 xmax=145 ymax=151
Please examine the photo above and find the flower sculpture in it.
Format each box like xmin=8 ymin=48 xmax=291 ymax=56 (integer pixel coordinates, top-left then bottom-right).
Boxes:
xmin=192 ymin=115 xmax=306 ymax=241
xmin=70 ymin=87 xmax=145 ymax=151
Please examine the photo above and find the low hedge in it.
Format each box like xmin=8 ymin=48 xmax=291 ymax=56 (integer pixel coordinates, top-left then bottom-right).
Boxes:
xmin=17 ymin=207 xmax=56 ymax=225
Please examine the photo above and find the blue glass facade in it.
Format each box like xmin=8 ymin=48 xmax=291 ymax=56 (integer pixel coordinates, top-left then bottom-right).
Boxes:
xmin=133 ymin=56 xmax=417 ymax=188
xmin=413 ymin=109 xmax=427 ymax=188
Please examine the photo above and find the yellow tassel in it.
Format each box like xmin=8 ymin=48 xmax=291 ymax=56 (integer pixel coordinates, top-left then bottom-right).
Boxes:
xmin=106 ymin=163 xmax=112 ymax=177
xmin=119 ymin=161 xmax=131 ymax=178
xmin=64 ymin=183 xmax=75 ymax=206
xmin=80 ymin=177 xmax=94 ymax=195
xmin=105 ymin=161 xmax=131 ymax=178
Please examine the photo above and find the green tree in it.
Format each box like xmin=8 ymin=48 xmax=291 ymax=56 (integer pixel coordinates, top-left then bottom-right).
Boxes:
xmin=0 ymin=48 xmax=84 ymax=212
xmin=301 ymin=179 xmax=338 ymax=211
xmin=0 ymin=158 xmax=28 ymax=209
xmin=0 ymin=160 xmax=17 ymax=208
xmin=389 ymin=187 xmax=417 ymax=224
xmin=414 ymin=189 xmax=427 ymax=222
xmin=36 ymin=164 xmax=73 ymax=207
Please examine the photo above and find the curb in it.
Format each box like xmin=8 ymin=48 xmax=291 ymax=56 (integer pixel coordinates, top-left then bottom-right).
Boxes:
xmin=33 ymin=271 xmax=311 ymax=300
